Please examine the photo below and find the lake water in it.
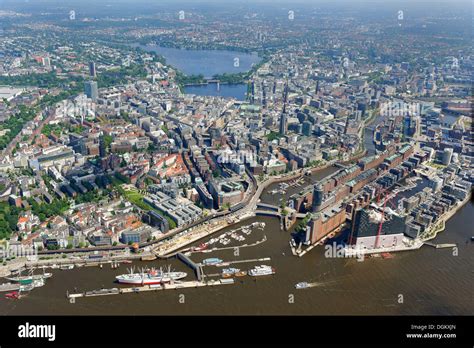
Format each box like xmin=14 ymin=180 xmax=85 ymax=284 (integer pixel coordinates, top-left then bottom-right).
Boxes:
xmin=136 ymin=44 xmax=261 ymax=78
xmin=134 ymin=44 xmax=259 ymax=100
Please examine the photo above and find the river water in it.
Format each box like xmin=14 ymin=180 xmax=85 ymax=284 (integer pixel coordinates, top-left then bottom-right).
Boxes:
xmin=1 ymin=168 xmax=472 ymax=315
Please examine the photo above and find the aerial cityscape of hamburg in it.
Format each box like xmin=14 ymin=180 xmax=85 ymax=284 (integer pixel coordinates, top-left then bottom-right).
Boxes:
xmin=0 ymin=0 xmax=472 ymax=341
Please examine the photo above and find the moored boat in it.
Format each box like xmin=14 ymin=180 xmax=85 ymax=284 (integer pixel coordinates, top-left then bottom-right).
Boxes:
xmin=0 ymin=283 xmax=20 ymax=293
xmin=32 ymin=278 xmax=45 ymax=288
xmin=140 ymin=255 xmax=157 ymax=261
xmin=19 ymin=283 xmax=35 ymax=292
xmin=202 ymin=258 xmax=223 ymax=266
xmin=248 ymin=265 xmax=275 ymax=277
xmin=115 ymin=266 xmax=187 ymax=285
xmin=235 ymin=271 xmax=247 ymax=277
xmin=5 ymin=291 xmax=20 ymax=299
xmin=7 ymin=272 xmax=52 ymax=283
xmin=194 ymin=243 xmax=208 ymax=251
xmin=222 ymin=268 xmax=240 ymax=278
xmin=18 ymin=278 xmax=33 ymax=285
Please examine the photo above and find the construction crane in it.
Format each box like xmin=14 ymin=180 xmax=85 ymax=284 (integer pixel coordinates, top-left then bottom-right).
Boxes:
xmin=347 ymin=185 xmax=399 ymax=247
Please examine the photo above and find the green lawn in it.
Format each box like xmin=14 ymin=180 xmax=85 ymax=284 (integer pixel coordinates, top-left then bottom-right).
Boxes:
xmin=120 ymin=187 xmax=177 ymax=229
xmin=122 ymin=189 xmax=151 ymax=211
xmin=426 ymin=161 xmax=446 ymax=170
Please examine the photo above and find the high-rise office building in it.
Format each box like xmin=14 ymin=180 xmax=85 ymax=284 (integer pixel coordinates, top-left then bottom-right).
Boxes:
xmin=89 ymin=62 xmax=96 ymax=77
xmin=279 ymin=83 xmax=289 ymax=135
xmin=302 ymin=121 xmax=312 ymax=136
xmin=442 ymin=148 xmax=453 ymax=166
xmin=84 ymin=81 xmax=98 ymax=101
xmin=279 ymin=112 xmax=288 ymax=135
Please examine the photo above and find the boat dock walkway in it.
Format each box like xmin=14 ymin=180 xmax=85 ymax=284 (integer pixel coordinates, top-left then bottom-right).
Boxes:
xmin=67 ymin=279 xmax=235 ymax=302
xmin=176 ymin=253 xmax=203 ymax=281
xmin=198 ymin=257 xmax=271 ymax=267
xmin=182 ymin=235 xmax=268 ymax=255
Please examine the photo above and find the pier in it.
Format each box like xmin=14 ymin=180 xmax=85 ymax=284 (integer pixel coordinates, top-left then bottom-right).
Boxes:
xmin=181 ymin=235 xmax=267 ymax=255
xmin=159 ymin=222 xmax=265 ymax=258
xmin=67 ymin=279 xmax=235 ymax=301
xmin=423 ymin=242 xmax=457 ymax=249
xmin=176 ymin=252 xmax=203 ymax=281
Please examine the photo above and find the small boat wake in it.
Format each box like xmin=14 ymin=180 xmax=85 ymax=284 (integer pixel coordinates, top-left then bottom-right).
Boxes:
xmin=295 ymin=281 xmax=318 ymax=289
xmin=295 ymin=279 xmax=341 ymax=289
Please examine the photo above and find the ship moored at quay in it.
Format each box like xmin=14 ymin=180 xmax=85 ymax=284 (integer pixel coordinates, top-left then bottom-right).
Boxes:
xmin=115 ymin=266 xmax=187 ymax=285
